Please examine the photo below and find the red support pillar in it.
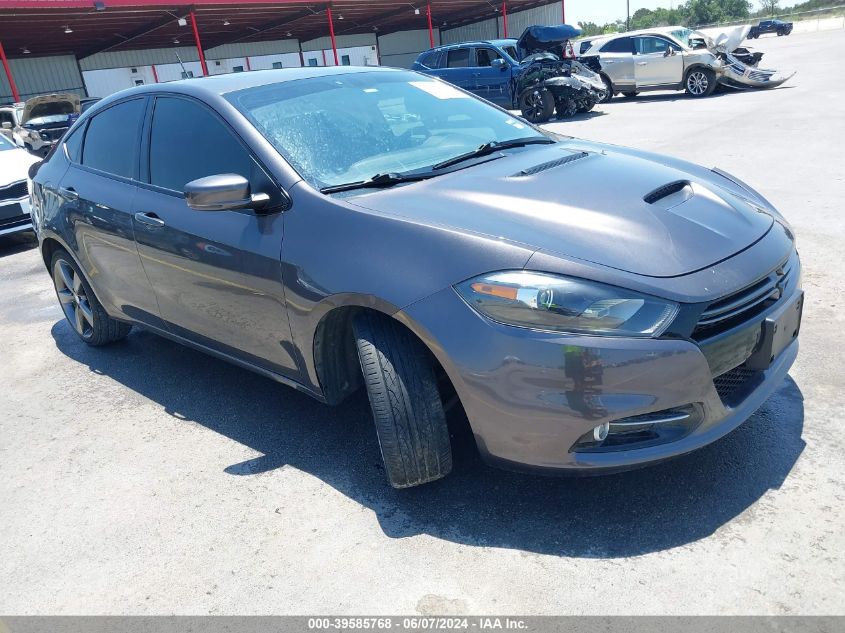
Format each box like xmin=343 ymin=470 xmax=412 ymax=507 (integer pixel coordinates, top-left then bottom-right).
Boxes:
xmin=189 ymin=10 xmax=208 ymax=77
xmin=245 ymin=56 xmax=251 ymax=71
xmin=561 ymin=0 xmax=565 ymax=23
xmin=0 ymin=40 xmax=20 ymax=103
xmin=426 ymin=3 xmax=435 ymax=48
xmin=326 ymin=6 xmax=339 ymax=67
xmin=502 ymin=2 xmax=508 ymax=38
xmin=151 ymin=64 xmax=159 ymax=83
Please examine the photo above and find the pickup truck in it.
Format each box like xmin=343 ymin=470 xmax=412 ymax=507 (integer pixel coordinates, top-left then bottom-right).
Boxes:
xmin=748 ymin=19 xmax=793 ymax=38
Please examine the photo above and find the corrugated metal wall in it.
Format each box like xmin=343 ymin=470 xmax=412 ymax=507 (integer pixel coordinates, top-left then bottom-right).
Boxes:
xmin=499 ymin=1 xmax=563 ymax=37
xmin=301 ymin=33 xmax=376 ymax=52
xmin=1 ymin=55 xmax=85 ymax=104
xmin=79 ymin=47 xmax=201 ymax=71
xmin=440 ymin=1 xmax=564 ymax=44
xmin=378 ymin=29 xmax=441 ymax=68
xmin=205 ymin=39 xmax=300 ymax=60
xmin=440 ymin=18 xmax=498 ymax=45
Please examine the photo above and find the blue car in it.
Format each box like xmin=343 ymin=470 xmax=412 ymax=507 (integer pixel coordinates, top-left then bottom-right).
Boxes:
xmin=412 ymin=26 xmax=606 ymax=123
xmin=412 ymin=39 xmax=522 ymax=108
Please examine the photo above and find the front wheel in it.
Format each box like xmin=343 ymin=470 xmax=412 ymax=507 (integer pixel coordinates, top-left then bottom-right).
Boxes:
xmin=598 ymin=76 xmax=614 ymax=103
xmin=51 ymin=250 xmax=132 ymax=345
xmin=352 ymin=312 xmax=452 ymax=489
xmin=518 ymin=87 xmax=555 ymax=123
xmin=685 ymin=68 xmax=717 ymax=98
xmin=621 ymin=91 xmax=639 ymax=98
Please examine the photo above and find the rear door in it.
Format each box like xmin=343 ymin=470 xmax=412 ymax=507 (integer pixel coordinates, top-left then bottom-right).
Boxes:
xmin=437 ymin=47 xmax=475 ymax=91
xmin=471 ymin=47 xmax=513 ymax=106
xmin=55 ymin=97 xmax=164 ymax=327
xmin=634 ymin=36 xmax=683 ymax=86
xmin=131 ymin=94 xmax=299 ymax=377
xmin=599 ymin=37 xmax=635 ymax=89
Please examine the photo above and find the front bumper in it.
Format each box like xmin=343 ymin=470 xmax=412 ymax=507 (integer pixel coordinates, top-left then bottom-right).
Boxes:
xmin=399 ymin=259 xmax=801 ymax=474
xmin=0 ymin=198 xmax=33 ymax=236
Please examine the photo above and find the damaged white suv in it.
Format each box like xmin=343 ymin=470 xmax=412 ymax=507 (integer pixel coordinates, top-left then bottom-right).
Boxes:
xmin=582 ymin=30 xmax=724 ymax=101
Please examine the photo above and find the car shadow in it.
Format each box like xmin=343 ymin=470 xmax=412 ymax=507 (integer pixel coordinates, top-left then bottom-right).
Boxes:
xmin=554 ymin=109 xmax=608 ymax=122
xmin=51 ymin=321 xmax=805 ymax=559
xmin=0 ymin=231 xmax=37 ymax=257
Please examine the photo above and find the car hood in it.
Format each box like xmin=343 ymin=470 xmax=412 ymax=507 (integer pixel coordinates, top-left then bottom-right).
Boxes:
xmin=0 ymin=147 xmax=39 ymax=185
xmin=346 ymin=141 xmax=774 ymax=278
xmin=20 ymin=93 xmax=80 ymax=125
xmin=695 ymin=25 xmax=751 ymax=54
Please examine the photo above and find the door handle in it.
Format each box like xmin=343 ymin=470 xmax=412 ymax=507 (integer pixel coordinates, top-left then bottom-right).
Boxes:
xmin=637 ymin=61 xmax=648 ymax=66
xmin=605 ymin=60 xmax=617 ymax=64
xmin=58 ymin=186 xmax=78 ymax=200
xmin=134 ymin=212 xmax=165 ymax=228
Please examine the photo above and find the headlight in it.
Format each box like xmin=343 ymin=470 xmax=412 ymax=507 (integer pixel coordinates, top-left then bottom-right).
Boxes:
xmin=29 ymin=130 xmax=41 ymax=140
xmin=455 ymin=271 xmax=679 ymax=337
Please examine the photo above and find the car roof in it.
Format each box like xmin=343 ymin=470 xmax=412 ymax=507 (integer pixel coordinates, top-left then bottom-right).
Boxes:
xmin=428 ymin=39 xmax=517 ymax=52
xmin=95 ymin=65 xmax=405 ymax=105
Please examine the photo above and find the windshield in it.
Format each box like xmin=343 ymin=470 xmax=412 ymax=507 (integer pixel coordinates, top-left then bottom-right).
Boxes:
xmin=669 ymin=27 xmax=693 ymax=47
xmin=226 ymin=70 xmax=546 ymax=189
xmin=0 ymin=134 xmax=15 ymax=151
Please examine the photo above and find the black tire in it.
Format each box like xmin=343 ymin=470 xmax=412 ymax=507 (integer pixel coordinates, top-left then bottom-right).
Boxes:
xmin=777 ymin=30 xmax=784 ymax=36
xmin=518 ymin=87 xmax=555 ymax=123
xmin=685 ymin=68 xmax=717 ymax=98
xmin=598 ymin=76 xmax=614 ymax=103
xmin=621 ymin=91 xmax=639 ymax=98
xmin=352 ymin=312 xmax=452 ymax=489
xmin=51 ymin=249 xmax=131 ymax=346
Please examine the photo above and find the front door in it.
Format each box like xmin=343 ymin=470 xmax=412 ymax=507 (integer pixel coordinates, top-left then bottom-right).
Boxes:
xmin=131 ymin=95 xmax=299 ymax=378
xmin=598 ymin=36 xmax=636 ymax=89
xmin=634 ymin=36 xmax=684 ymax=86
xmin=472 ymin=47 xmax=513 ymax=106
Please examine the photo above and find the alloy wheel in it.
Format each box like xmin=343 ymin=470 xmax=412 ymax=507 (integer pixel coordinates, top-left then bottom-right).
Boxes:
xmin=687 ymin=71 xmax=709 ymax=95
xmin=54 ymin=259 xmax=94 ymax=339
xmin=525 ymin=91 xmax=543 ymax=119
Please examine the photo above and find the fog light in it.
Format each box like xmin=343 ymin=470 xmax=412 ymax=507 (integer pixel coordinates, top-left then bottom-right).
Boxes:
xmin=593 ymin=422 xmax=609 ymax=442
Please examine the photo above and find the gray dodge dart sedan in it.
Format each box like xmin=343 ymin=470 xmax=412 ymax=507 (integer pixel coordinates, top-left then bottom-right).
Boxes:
xmin=29 ymin=66 xmax=802 ymax=488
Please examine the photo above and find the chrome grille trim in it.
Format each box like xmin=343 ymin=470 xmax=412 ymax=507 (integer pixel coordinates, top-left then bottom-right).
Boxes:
xmin=0 ymin=180 xmax=28 ymax=202
xmin=694 ymin=261 xmax=792 ymax=336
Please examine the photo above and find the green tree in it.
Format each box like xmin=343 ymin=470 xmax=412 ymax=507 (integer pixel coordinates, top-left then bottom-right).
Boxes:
xmin=760 ymin=0 xmax=781 ymax=16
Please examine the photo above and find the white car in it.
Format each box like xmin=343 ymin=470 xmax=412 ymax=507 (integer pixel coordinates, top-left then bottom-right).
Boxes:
xmin=0 ymin=93 xmax=80 ymax=155
xmin=0 ymin=133 xmax=39 ymax=236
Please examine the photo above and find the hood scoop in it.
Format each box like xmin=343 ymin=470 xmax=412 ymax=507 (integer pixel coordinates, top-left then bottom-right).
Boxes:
xmin=514 ymin=150 xmax=588 ymax=177
xmin=644 ymin=180 xmax=694 ymax=210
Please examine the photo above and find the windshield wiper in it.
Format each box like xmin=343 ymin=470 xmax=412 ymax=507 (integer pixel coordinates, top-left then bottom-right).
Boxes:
xmin=431 ymin=137 xmax=555 ymax=170
xmin=320 ymin=172 xmax=430 ymax=194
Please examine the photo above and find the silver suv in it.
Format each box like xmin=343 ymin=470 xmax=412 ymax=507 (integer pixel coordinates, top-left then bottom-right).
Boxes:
xmin=583 ymin=31 xmax=724 ymax=102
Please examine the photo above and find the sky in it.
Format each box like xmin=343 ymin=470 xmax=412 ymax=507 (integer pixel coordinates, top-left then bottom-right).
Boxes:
xmin=564 ymin=0 xmax=767 ymax=27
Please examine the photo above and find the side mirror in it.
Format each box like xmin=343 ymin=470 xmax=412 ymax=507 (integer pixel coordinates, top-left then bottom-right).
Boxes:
xmin=184 ymin=174 xmax=269 ymax=212
xmin=491 ymin=58 xmax=508 ymax=70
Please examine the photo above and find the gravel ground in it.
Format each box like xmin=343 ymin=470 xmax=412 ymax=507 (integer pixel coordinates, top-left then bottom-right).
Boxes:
xmin=0 ymin=29 xmax=843 ymax=616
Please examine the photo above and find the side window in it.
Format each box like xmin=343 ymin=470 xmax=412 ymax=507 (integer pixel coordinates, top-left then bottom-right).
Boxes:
xmin=63 ymin=122 xmax=85 ymax=163
xmin=447 ymin=48 xmax=470 ymax=68
xmin=635 ymin=37 xmax=670 ymax=55
xmin=601 ymin=37 xmax=633 ymax=53
xmin=0 ymin=110 xmax=14 ymax=127
xmin=148 ymin=97 xmax=253 ymax=193
xmin=82 ymin=98 xmax=145 ymax=179
xmin=475 ymin=48 xmax=502 ymax=67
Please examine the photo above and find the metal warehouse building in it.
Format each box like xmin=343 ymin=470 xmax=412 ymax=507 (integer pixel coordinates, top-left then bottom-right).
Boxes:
xmin=0 ymin=0 xmax=569 ymax=105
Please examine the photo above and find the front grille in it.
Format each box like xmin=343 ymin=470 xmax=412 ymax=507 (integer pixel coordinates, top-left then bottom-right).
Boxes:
xmin=693 ymin=261 xmax=792 ymax=339
xmin=0 ymin=180 xmax=27 ymax=201
xmin=713 ymin=365 xmax=761 ymax=407
xmin=40 ymin=127 xmax=68 ymax=142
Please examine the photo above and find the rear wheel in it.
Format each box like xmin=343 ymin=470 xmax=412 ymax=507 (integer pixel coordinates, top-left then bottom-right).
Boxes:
xmin=518 ymin=87 xmax=555 ymax=123
xmin=51 ymin=249 xmax=131 ymax=345
xmin=352 ymin=312 xmax=452 ymax=489
xmin=621 ymin=91 xmax=639 ymax=98
xmin=685 ymin=68 xmax=717 ymax=97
